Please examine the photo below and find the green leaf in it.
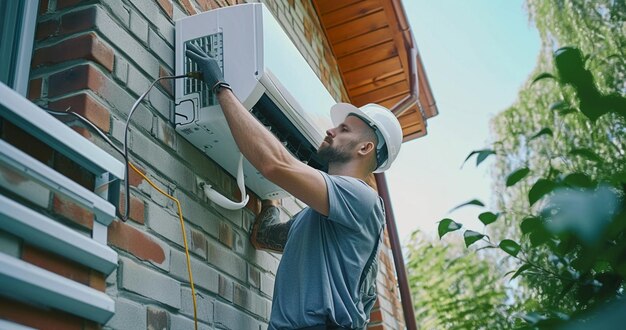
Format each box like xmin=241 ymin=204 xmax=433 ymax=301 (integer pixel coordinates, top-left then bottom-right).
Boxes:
xmin=563 ymin=172 xmax=594 ymax=188
xmin=529 ymin=128 xmax=553 ymax=141
xmin=529 ymin=230 xmax=550 ymax=247
xmin=549 ymin=100 xmax=568 ymax=111
xmin=511 ymin=264 xmax=532 ymax=280
xmin=462 ymin=149 xmax=495 ymax=168
xmin=463 ymin=230 xmax=485 ymax=247
xmin=506 ymin=167 xmax=530 ymax=187
xmin=531 ymin=72 xmax=556 ymax=85
xmin=476 ymin=149 xmax=496 ymax=166
xmin=450 ymin=199 xmax=485 ymax=212
xmin=528 ymin=179 xmax=556 ymax=206
xmin=521 ymin=312 xmax=547 ymax=325
xmin=557 ymin=107 xmax=576 ymax=115
xmin=520 ymin=216 xmax=541 ymax=234
xmin=499 ymin=239 xmax=521 ymax=257
xmin=438 ymin=218 xmax=462 ymax=239
xmin=478 ymin=212 xmax=498 ymax=225
xmin=570 ymin=148 xmax=601 ymax=162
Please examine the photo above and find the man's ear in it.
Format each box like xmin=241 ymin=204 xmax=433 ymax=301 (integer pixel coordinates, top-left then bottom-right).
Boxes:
xmin=358 ymin=141 xmax=376 ymax=156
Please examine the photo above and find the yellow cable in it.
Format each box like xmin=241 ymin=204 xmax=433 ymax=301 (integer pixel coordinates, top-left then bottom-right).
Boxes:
xmin=128 ymin=162 xmax=198 ymax=330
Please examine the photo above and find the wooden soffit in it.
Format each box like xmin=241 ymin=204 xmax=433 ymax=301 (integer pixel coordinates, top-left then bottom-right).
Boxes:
xmin=313 ymin=0 xmax=438 ymax=141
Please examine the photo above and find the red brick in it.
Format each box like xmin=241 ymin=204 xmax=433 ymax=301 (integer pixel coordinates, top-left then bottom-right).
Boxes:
xmin=1 ymin=121 xmax=54 ymax=165
xmin=190 ymin=228 xmax=207 ymax=256
xmin=303 ymin=18 xmax=313 ymax=44
xmin=36 ymin=19 xmax=59 ymax=41
xmin=39 ymin=0 xmax=49 ymax=15
xmin=32 ymin=33 xmax=115 ymax=72
xmin=178 ymin=0 xmax=198 ymax=15
xmin=27 ymin=78 xmax=43 ymax=101
xmin=127 ymin=163 xmax=145 ymax=187
xmin=49 ymin=93 xmax=111 ymax=133
xmin=52 ymin=193 xmax=95 ymax=230
xmin=369 ymin=308 xmax=383 ymax=323
xmin=48 ymin=64 xmax=106 ymax=98
xmin=159 ymin=66 xmax=174 ymax=97
xmin=119 ymin=192 xmax=146 ymax=224
xmin=21 ymin=244 xmax=90 ymax=285
xmin=0 ymin=297 xmax=83 ymax=330
xmin=57 ymin=0 xmax=82 ymax=9
xmin=90 ymin=270 xmax=106 ymax=291
xmin=367 ymin=324 xmax=384 ymax=330
xmin=60 ymin=6 xmax=97 ymax=35
xmin=244 ymin=191 xmax=261 ymax=215
xmin=156 ymin=0 xmax=173 ymax=18
xmin=53 ymin=152 xmax=96 ymax=189
xmin=219 ymin=221 xmax=233 ymax=248
xmin=108 ymin=220 xmax=166 ymax=264
xmin=69 ymin=124 xmax=93 ymax=139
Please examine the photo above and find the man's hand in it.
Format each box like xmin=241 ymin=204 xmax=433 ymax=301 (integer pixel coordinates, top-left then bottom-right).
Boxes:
xmin=185 ymin=43 xmax=225 ymax=90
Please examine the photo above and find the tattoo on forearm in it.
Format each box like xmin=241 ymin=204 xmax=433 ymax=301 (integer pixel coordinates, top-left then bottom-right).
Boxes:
xmin=250 ymin=206 xmax=293 ymax=253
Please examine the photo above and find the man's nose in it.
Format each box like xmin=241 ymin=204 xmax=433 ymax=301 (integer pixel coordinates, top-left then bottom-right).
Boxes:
xmin=326 ymin=128 xmax=335 ymax=138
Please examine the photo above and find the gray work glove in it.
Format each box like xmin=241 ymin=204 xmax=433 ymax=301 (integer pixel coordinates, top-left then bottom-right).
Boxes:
xmin=185 ymin=43 xmax=227 ymax=91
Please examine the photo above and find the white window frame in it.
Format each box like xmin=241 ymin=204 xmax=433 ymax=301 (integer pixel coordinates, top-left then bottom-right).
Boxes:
xmin=0 ymin=0 xmax=39 ymax=96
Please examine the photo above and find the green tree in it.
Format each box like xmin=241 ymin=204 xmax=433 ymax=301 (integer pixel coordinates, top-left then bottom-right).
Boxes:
xmin=431 ymin=0 xmax=626 ymax=327
xmin=406 ymin=231 xmax=511 ymax=329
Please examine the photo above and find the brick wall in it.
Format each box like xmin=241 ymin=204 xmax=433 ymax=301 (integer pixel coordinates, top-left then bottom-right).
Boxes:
xmin=1 ymin=0 xmax=406 ymax=329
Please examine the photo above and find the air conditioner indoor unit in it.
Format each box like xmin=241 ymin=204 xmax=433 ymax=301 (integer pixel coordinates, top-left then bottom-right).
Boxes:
xmin=175 ymin=3 xmax=335 ymax=200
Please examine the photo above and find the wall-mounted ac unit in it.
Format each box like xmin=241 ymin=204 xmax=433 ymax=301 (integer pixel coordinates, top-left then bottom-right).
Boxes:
xmin=175 ymin=3 xmax=335 ymax=200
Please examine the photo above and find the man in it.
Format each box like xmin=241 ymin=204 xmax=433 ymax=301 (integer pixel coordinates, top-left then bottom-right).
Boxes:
xmin=187 ymin=44 xmax=402 ymax=330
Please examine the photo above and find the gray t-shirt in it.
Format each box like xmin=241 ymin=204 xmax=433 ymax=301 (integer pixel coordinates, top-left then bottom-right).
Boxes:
xmin=268 ymin=171 xmax=385 ymax=330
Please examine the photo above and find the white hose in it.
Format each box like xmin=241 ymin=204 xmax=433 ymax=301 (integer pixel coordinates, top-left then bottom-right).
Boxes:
xmin=202 ymin=153 xmax=249 ymax=210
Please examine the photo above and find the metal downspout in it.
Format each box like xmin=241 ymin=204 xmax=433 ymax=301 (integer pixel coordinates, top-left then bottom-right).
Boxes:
xmin=375 ymin=173 xmax=417 ymax=330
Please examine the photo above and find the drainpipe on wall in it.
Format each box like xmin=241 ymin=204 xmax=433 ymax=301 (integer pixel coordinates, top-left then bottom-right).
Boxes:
xmin=375 ymin=173 xmax=417 ymax=330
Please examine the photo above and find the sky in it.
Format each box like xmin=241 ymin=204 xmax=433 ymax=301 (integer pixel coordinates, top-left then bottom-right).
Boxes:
xmin=386 ymin=0 xmax=541 ymax=242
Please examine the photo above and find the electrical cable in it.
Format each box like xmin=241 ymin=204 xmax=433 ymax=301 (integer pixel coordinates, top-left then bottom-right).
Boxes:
xmin=44 ymin=72 xmax=202 ymax=330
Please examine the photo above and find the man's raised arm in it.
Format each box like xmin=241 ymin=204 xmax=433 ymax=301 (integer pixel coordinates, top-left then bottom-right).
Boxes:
xmin=186 ymin=44 xmax=329 ymax=216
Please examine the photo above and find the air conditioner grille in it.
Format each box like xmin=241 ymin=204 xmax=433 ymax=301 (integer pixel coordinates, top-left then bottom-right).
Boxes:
xmin=184 ymin=34 xmax=224 ymax=108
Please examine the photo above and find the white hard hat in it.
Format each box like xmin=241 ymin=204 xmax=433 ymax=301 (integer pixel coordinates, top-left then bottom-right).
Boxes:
xmin=330 ymin=103 xmax=403 ymax=172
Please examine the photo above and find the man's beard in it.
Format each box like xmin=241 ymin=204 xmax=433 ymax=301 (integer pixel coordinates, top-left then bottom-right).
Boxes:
xmin=317 ymin=140 xmax=358 ymax=166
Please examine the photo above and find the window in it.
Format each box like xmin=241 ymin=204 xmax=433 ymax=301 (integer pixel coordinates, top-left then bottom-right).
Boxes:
xmin=0 ymin=0 xmax=38 ymax=95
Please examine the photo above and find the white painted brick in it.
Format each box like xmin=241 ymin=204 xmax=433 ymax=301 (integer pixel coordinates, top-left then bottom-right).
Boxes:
xmin=176 ymin=192 xmax=220 ymax=238
xmin=170 ymin=313 xmax=212 ymax=330
xmin=105 ymin=298 xmax=147 ymax=330
xmin=113 ymin=55 xmax=129 ymax=84
xmin=214 ymin=301 xmax=264 ymax=330
xmin=176 ymin=138 xmax=223 ymax=184
xmin=128 ymin=130 xmax=196 ymax=189
xmin=127 ymin=0 xmax=175 ymax=46
xmin=181 ymin=287 xmax=214 ymax=323
xmin=130 ymin=9 xmax=149 ymax=43
xmin=207 ymin=239 xmax=247 ymax=282
xmin=100 ymin=0 xmax=130 ymax=27
xmin=234 ymin=282 xmax=271 ymax=320
xmin=244 ymin=249 xmax=280 ymax=276
xmin=260 ymin=272 xmax=275 ymax=297
xmin=148 ymin=85 xmax=173 ymax=121
xmin=120 ymin=257 xmax=181 ymax=308
xmin=172 ymin=2 xmax=187 ymax=21
xmin=94 ymin=6 xmax=160 ymax=76
xmin=126 ymin=62 xmax=152 ymax=98
xmin=148 ymin=27 xmax=174 ymax=69
xmin=147 ymin=200 xmax=185 ymax=246
xmin=170 ymin=249 xmax=219 ymax=294
xmin=0 ymin=175 xmax=50 ymax=209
